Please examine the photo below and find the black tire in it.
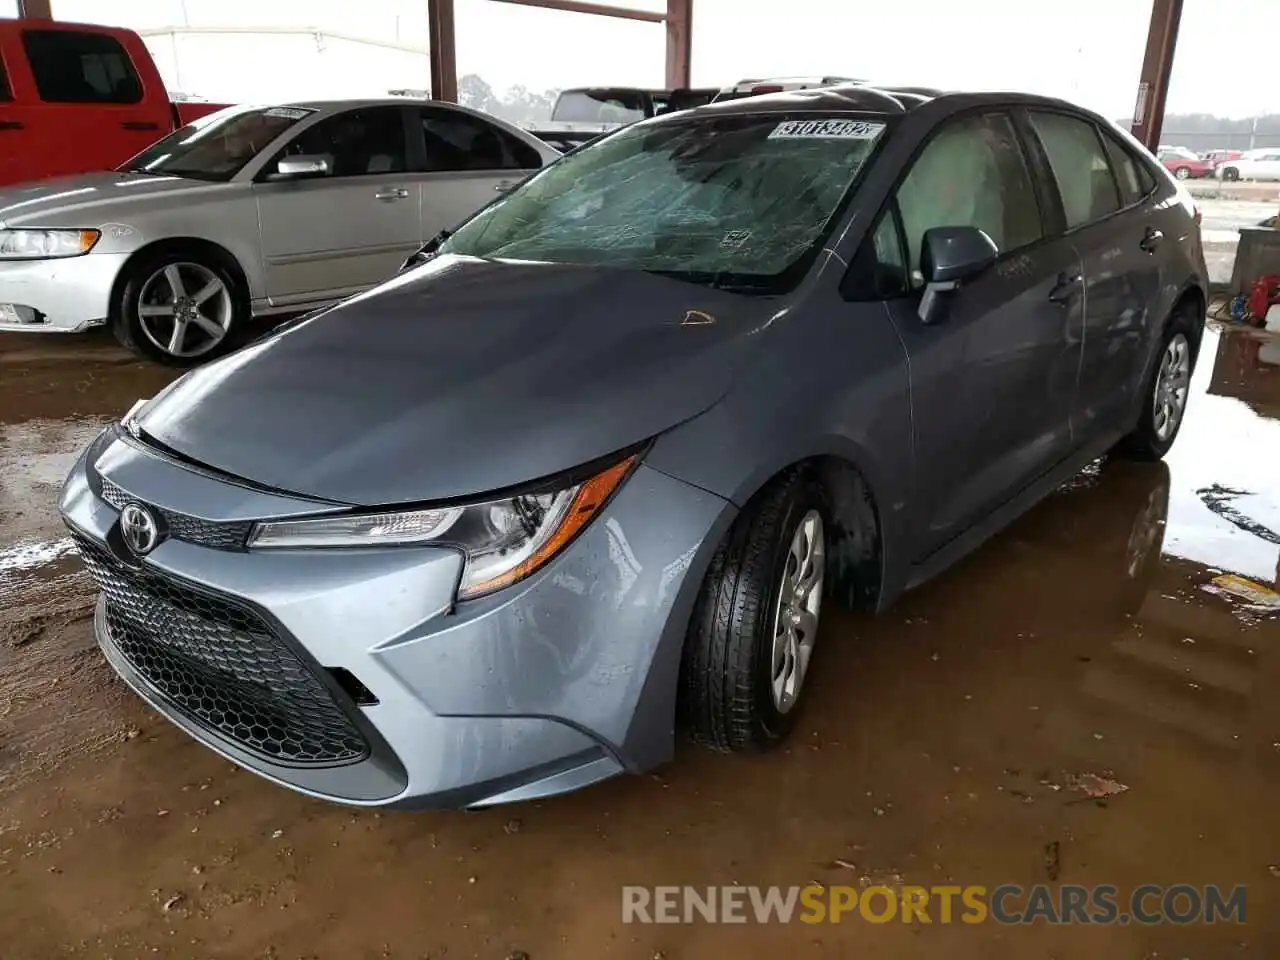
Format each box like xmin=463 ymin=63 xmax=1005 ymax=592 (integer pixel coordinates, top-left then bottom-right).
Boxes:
xmin=1113 ymin=305 xmax=1197 ymax=461
xmin=679 ymin=469 xmax=830 ymax=752
xmin=112 ymin=248 xmax=247 ymax=366
xmin=1222 ymin=166 xmax=1240 ymax=182
xmin=1174 ymin=166 xmax=1191 ymax=180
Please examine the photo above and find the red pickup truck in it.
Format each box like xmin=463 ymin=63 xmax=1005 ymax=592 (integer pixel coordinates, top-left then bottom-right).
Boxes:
xmin=0 ymin=18 xmax=226 ymax=187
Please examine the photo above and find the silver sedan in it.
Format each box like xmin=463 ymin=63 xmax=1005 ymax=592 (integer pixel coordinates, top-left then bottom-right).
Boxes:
xmin=0 ymin=98 xmax=558 ymax=363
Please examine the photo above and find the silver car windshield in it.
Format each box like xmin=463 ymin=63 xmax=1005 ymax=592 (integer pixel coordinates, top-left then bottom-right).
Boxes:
xmin=439 ymin=113 xmax=890 ymax=292
xmin=119 ymin=106 xmax=316 ymax=182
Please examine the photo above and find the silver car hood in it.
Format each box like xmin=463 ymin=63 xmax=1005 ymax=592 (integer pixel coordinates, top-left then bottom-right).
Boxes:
xmin=0 ymin=173 xmax=221 ymax=228
xmin=135 ymin=255 xmax=778 ymax=507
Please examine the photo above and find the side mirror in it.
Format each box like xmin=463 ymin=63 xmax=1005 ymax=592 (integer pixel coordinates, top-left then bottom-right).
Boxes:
xmin=917 ymin=226 xmax=999 ymax=324
xmin=275 ymin=155 xmax=330 ymax=179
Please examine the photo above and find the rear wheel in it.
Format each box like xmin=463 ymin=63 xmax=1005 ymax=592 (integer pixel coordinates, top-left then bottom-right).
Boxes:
xmin=1113 ymin=308 xmax=1196 ymax=461
xmin=680 ymin=470 xmax=829 ymax=752
xmin=113 ymin=250 xmax=245 ymax=365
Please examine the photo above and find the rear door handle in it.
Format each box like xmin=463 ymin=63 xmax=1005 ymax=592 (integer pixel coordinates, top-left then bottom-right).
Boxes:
xmin=375 ymin=187 xmax=410 ymax=201
xmin=1048 ymin=271 xmax=1082 ymax=304
xmin=0 ymin=120 xmax=24 ymax=131
xmin=121 ymin=121 xmax=161 ymax=131
xmin=1140 ymin=227 xmax=1164 ymax=253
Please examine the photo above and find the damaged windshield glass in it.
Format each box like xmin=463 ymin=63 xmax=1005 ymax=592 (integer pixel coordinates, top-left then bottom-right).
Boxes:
xmin=439 ymin=113 xmax=890 ymax=292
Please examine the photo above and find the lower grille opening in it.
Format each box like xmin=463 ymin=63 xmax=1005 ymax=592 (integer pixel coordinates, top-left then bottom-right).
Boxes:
xmin=74 ymin=534 xmax=369 ymax=767
xmin=328 ymin=667 xmax=379 ymax=706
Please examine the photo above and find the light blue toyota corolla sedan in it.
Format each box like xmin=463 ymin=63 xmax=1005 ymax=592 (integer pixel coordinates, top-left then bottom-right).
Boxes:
xmin=61 ymin=85 xmax=1207 ymax=808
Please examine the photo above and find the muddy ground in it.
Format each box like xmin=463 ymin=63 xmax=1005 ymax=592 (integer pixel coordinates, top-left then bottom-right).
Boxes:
xmin=1 ymin=317 xmax=1279 ymax=959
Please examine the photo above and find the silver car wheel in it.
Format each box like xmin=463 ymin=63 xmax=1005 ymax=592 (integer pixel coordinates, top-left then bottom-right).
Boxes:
xmin=1152 ymin=332 xmax=1191 ymax=442
xmin=1125 ymin=486 xmax=1166 ymax=579
xmin=769 ymin=509 xmax=824 ymax=714
xmin=137 ymin=262 xmax=233 ymax=359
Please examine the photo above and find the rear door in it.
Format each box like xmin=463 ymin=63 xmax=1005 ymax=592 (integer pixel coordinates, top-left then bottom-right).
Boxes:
xmin=6 ymin=26 xmax=171 ymax=181
xmin=254 ymin=105 xmax=420 ymax=305
xmin=856 ymin=110 xmax=1084 ymax=555
xmin=1023 ymin=110 xmax=1156 ymax=443
xmin=409 ymin=105 xmax=546 ymax=243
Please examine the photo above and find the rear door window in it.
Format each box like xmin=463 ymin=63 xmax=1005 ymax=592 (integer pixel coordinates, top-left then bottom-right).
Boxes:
xmin=21 ymin=29 xmax=144 ymax=104
xmin=1028 ymin=111 xmax=1122 ymax=229
xmin=418 ymin=107 xmax=542 ymax=172
xmin=1100 ymin=130 xmax=1154 ymax=206
xmin=0 ymin=55 xmax=11 ymax=101
xmin=895 ymin=112 xmax=1044 ymax=288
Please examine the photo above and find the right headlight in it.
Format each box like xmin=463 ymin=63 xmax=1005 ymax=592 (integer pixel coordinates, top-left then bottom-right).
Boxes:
xmin=248 ymin=454 xmax=638 ymax=599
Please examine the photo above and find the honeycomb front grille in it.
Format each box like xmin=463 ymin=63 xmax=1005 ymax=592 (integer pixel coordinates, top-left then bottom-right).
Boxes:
xmin=74 ymin=534 xmax=368 ymax=766
xmin=99 ymin=478 xmax=253 ymax=550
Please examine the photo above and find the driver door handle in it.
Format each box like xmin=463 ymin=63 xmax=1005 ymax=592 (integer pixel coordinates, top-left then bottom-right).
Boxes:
xmin=494 ymin=180 xmax=516 ymax=193
xmin=375 ymin=187 xmax=410 ymax=201
xmin=1140 ymin=227 xmax=1164 ymax=253
xmin=1048 ymin=271 xmax=1082 ymax=304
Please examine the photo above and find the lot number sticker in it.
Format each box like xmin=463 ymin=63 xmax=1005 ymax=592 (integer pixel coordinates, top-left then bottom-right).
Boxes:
xmin=769 ymin=119 xmax=885 ymax=140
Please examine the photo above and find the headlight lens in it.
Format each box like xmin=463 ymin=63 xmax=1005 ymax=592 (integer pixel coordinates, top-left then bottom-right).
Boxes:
xmin=248 ymin=454 xmax=637 ymax=599
xmin=0 ymin=228 xmax=100 ymax=259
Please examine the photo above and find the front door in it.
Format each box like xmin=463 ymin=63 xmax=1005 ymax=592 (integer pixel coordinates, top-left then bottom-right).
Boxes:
xmin=254 ymin=105 xmax=420 ymax=305
xmin=869 ymin=111 xmax=1084 ymax=556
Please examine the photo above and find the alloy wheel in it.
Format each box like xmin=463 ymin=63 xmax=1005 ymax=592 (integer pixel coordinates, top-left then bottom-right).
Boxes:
xmin=1152 ymin=332 xmax=1191 ymax=442
xmin=769 ymin=510 xmax=825 ymax=714
xmin=137 ymin=262 xmax=233 ymax=359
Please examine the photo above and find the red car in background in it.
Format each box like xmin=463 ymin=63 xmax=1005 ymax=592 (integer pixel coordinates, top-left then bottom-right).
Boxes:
xmin=1156 ymin=146 xmax=1215 ymax=180
xmin=0 ymin=19 xmax=227 ymax=187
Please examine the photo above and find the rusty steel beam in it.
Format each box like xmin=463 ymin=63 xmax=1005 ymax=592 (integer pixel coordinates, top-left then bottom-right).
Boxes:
xmin=488 ymin=0 xmax=666 ymax=23
xmin=665 ymin=0 xmax=692 ymax=89
xmin=17 ymin=0 xmax=54 ymax=17
xmin=1130 ymin=0 xmax=1183 ymax=151
xmin=428 ymin=0 xmax=458 ymax=102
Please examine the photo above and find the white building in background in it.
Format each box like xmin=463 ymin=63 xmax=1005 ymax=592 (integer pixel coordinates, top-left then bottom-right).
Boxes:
xmin=138 ymin=26 xmax=433 ymax=104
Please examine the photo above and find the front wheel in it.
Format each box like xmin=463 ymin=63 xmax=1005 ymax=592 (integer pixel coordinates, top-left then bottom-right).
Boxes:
xmin=1113 ymin=312 xmax=1195 ymax=461
xmin=1174 ymin=166 xmax=1191 ymax=180
xmin=1222 ymin=166 xmax=1240 ymax=182
xmin=680 ymin=471 xmax=829 ymax=752
xmin=113 ymin=251 xmax=245 ymax=365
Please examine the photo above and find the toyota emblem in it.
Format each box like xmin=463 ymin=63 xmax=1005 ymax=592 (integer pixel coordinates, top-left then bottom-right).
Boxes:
xmin=119 ymin=503 xmax=161 ymax=556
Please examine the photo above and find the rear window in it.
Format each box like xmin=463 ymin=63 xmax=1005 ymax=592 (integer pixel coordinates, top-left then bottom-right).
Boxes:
xmin=22 ymin=29 xmax=143 ymax=104
xmin=553 ymin=90 xmax=647 ymax=124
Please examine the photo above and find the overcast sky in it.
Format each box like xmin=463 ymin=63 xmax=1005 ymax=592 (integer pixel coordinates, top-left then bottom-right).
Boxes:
xmin=2 ymin=0 xmax=1272 ymax=118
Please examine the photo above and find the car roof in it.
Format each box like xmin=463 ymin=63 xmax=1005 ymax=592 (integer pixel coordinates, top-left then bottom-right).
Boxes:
xmin=684 ymin=83 xmax=1102 ymax=120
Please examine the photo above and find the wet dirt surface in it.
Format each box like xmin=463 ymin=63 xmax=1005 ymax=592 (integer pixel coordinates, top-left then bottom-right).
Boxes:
xmin=1 ymin=324 xmax=1279 ymax=958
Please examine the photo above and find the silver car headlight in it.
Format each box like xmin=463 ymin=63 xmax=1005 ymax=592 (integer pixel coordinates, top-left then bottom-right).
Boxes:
xmin=0 ymin=228 xmax=100 ymax=260
xmin=248 ymin=454 xmax=638 ymax=599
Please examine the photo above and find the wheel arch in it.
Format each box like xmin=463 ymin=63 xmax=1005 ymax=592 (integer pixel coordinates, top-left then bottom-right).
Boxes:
xmin=108 ymin=237 xmax=252 ymax=324
xmin=723 ymin=450 xmax=890 ymax=613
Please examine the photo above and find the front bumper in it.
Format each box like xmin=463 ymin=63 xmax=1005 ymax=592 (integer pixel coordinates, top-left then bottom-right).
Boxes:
xmin=60 ymin=427 xmax=733 ymax=808
xmin=0 ymin=252 xmax=129 ymax=333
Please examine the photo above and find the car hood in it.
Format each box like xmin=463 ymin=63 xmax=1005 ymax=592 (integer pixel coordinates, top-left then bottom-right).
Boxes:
xmin=0 ymin=172 xmax=218 ymax=227
xmin=136 ymin=255 xmax=780 ymax=506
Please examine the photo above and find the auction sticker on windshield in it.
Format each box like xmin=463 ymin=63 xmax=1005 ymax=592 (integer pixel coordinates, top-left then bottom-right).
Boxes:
xmin=263 ymin=107 xmax=314 ymax=120
xmin=768 ymin=119 xmax=885 ymax=140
